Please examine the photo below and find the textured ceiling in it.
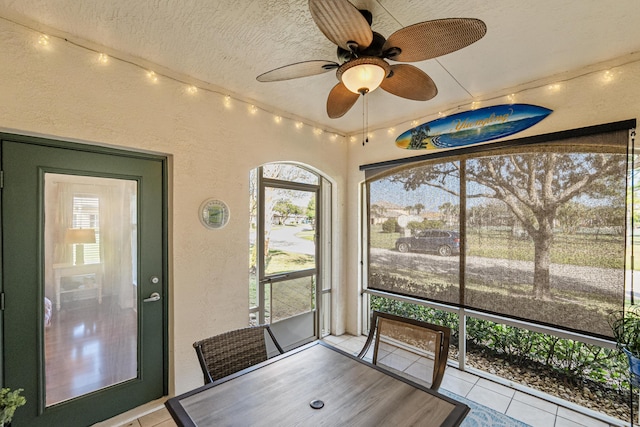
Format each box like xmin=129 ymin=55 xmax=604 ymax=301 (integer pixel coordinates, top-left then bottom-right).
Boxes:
xmin=1 ymin=0 xmax=640 ymax=134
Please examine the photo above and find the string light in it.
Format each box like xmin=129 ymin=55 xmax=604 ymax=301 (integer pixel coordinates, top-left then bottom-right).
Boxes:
xmin=387 ymin=127 xmax=396 ymax=135
xmin=547 ymin=83 xmax=562 ymax=92
xmin=38 ymin=34 xmax=50 ymax=46
xmin=370 ymin=59 xmax=631 ymax=137
xmin=223 ymin=95 xmax=232 ymax=109
xmin=146 ymin=70 xmax=159 ymax=83
xmin=23 ymin=25 xmax=347 ymax=142
xmin=601 ymin=70 xmax=615 ymax=84
xmin=33 ymin=20 xmax=628 ymax=144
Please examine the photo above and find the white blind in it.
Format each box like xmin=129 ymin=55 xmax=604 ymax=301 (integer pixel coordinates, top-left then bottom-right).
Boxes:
xmin=72 ymin=195 xmax=100 ymax=264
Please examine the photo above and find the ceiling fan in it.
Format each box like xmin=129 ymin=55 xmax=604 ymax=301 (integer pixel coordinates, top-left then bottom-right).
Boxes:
xmin=256 ymin=0 xmax=487 ymax=119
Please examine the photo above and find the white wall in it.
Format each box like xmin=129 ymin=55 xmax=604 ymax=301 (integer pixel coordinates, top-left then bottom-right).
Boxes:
xmin=0 ymin=19 xmax=348 ymax=396
xmin=344 ymin=52 xmax=640 ymax=334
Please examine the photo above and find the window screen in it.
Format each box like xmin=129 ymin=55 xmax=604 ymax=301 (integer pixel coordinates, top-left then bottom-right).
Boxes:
xmin=366 ymin=126 xmax=632 ymax=339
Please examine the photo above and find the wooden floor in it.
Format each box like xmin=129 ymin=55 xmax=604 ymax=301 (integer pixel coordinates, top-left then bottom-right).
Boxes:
xmin=45 ymin=296 xmax=137 ymax=406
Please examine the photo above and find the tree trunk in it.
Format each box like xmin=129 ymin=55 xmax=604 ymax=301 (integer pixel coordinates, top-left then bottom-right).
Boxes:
xmin=533 ymin=218 xmax=554 ymax=300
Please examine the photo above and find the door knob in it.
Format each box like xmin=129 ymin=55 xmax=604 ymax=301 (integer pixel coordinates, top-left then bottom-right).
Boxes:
xmin=143 ymin=292 xmax=161 ymax=303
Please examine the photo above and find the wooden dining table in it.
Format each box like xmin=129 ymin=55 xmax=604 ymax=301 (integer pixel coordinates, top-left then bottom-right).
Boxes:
xmin=165 ymin=341 xmax=469 ymax=426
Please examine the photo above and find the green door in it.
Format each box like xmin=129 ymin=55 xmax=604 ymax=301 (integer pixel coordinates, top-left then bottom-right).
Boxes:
xmin=1 ymin=136 xmax=167 ymax=426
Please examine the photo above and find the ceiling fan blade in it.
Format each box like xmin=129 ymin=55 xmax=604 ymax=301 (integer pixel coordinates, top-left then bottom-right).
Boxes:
xmin=383 ymin=18 xmax=487 ymax=62
xmin=309 ymin=0 xmax=373 ymax=51
xmin=380 ymin=64 xmax=437 ymax=101
xmin=327 ymin=82 xmax=360 ymax=118
xmin=257 ymin=60 xmax=338 ymax=82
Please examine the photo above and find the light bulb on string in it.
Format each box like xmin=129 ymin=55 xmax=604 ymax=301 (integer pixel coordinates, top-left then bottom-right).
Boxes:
xmin=601 ymin=70 xmax=615 ymax=84
xmin=146 ymin=71 xmax=159 ymax=83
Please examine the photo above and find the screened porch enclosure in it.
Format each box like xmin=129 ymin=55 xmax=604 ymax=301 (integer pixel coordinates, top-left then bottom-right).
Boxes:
xmin=366 ymin=127 xmax=630 ymax=339
xmin=362 ymin=122 xmax=637 ymax=422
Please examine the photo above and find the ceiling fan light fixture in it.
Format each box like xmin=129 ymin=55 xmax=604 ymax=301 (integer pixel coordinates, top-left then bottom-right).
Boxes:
xmin=337 ymin=57 xmax=390 ymax=94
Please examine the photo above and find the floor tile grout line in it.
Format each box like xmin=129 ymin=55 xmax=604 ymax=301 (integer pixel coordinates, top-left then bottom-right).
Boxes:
xmin=504 ymin=397 xmax=515 ymax=417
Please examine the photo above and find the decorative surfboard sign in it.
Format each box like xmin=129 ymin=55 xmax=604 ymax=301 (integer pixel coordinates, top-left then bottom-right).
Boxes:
xmin=396 ymin=104 xmax=553 ymax=150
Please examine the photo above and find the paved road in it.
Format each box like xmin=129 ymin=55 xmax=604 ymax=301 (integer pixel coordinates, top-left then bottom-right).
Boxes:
xmin=269 ymin=225 xmax=315 ymax=256
xmin=370 ymin=248 xmax=624 ymax=297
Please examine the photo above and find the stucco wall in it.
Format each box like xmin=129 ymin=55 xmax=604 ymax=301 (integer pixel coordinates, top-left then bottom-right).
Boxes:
xmin=344 ymin=52 xmax=640 ymax=335
xmin=0 ymin=18 xmax=348 ymax=396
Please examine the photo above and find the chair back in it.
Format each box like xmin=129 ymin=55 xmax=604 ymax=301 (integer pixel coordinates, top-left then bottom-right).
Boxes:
xmin=193 ymin=324 xmax=284 ymax=384
xmin=357 ymin=311 xmax=450 ymax=390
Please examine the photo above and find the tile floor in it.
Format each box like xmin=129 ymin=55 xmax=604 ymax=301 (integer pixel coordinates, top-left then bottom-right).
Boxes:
xmin=118 ymin=334 xmax=626 ymax=427
xmin=117 ymin=407 xmax=176 ymax=427
xmin=324 ymin=334 xmax=623 ymax=427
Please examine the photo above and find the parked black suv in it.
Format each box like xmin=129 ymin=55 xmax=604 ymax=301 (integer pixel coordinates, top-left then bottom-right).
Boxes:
xmin=395 ymin=230 xmax=460 ymax=256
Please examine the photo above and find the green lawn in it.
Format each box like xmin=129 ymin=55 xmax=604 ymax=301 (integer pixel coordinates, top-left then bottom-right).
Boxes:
xmin=295 ymin=228 xmax=315 ymax=241
xmin=250 ymin=249 xmax=315 ymax=322
xmin=265 ymin=249 xmax=314 ymax=274
xmin=369 ymin=225 xmax=627 ymax=269
xmin=369 ymin=264 xmax=618 ymax=337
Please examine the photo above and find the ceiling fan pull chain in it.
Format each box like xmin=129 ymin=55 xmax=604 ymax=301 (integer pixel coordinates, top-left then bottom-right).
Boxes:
xmin=362 ymin=93 xmax=369 ymax=146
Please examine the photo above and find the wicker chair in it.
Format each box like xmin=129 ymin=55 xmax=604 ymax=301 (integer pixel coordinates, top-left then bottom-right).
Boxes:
xmin=357 ymin=311 xmax=451 ymax=391
xmin=193 ymin=324 xmax=284 ymax=384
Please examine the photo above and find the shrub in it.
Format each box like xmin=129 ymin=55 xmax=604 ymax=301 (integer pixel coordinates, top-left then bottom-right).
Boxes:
xmin=381 ymin=218 xmax=400 ymax=233
xmin=370 ymin=296 xmax=629 ymax=391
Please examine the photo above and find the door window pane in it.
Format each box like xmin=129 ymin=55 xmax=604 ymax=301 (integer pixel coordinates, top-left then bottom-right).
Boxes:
xmin=264 ymin=187 xmax=316 ymax=276
xmin=44 ymin=173 xmax=138 ymax=406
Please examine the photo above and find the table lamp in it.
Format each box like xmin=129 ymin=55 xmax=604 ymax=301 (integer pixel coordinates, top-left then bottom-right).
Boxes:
xmin=64 ymin=228 xmax=96 ymax=265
